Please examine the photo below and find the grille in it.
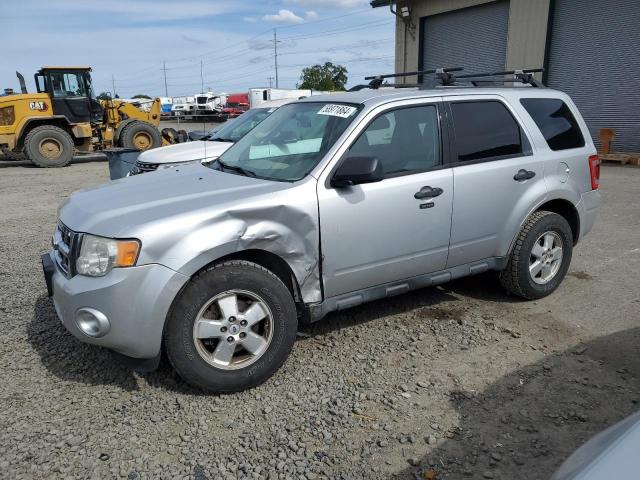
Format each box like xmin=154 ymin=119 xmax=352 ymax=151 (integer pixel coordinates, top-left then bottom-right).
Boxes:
xmin=131 ymin=161 xmax=159 ymax=175
xmin=53 ymin=221 xmax=79 ymax=278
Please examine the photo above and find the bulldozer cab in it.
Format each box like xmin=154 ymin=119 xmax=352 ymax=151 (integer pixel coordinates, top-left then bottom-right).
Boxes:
xmin=34 ymin=67 xmax=103 ymax=124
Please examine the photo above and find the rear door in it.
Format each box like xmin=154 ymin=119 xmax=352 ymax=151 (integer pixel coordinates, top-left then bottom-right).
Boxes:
xmin=317 ymin=99 xmax=454 ymax=298
xmin=443 ymin=96 xmax=547 ymax=267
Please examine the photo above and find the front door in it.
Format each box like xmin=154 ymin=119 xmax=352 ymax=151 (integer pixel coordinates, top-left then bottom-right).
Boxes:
xmin=444 ymin=97 xmax=547 ymax=267
xmin=318 ymin=102 xmax=454 ymax=298
xmin=46 ymin=70 xmax=91 ymax=124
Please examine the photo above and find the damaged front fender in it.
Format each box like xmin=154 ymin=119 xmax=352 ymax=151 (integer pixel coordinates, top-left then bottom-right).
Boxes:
xmin=136 ymin=178 xmax=323 ymax=303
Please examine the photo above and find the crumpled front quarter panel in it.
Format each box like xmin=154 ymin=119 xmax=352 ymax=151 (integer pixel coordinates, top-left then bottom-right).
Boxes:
xmin=136 ymin=179 xmax=323 ymax=303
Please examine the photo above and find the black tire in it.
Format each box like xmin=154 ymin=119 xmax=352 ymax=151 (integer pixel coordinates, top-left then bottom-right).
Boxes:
xmin=177 ymin=129 xmax=189 ymax=143
xmin=499 ymin=211 xmax=573 ymax=300
xmin=161 ymin=127 xmax=178 ymax=144
xmin=118 ymin=121 xmax=162 ymax=151
xmin=23 ymin=125 xmax=74 ymax=167
xmin=165 ymin=260 xmax=298 ymax=393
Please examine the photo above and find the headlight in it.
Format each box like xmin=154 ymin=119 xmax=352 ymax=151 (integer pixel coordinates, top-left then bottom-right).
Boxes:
xmin=76 ymin=234 xmax=140 ymax=277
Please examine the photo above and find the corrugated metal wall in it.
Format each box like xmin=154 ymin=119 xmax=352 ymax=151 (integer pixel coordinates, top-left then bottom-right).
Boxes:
xmin=547 ymin=0 xmax=640 ymax=151
xmin=421 ymin=1 xmax=509 ymax=73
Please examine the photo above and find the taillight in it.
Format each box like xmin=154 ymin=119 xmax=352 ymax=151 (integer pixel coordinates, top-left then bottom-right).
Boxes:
xmin=588 ymin=154 xmax=600 ymax=190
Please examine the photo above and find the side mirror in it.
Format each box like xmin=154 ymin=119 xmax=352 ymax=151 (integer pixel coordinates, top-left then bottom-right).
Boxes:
xmin=331 ymin=156 xmax=384 ymax=188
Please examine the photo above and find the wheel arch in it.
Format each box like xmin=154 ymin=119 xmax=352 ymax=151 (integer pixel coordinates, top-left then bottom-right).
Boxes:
xmin=162 ymin=249 xmax=305 ymax=349
xmin=17 ymin=117 xmax=74 ymax=148
xmin=534 ymin=198 xmax=580 ymax=245
xmin=504 ymin=197 xmax=581 ymax=264
xmin=207 ymin=249 xmax=303 ymax=304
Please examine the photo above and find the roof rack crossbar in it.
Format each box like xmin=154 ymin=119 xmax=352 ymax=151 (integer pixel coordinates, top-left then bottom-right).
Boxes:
xmin=363 ymin=67 xmax=463 ymax=81
xmin=456 ymin=68 xmax=544 ymax=87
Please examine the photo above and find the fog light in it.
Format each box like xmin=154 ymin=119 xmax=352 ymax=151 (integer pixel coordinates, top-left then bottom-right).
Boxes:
xmin=75 ymin=308 xmax=110 ymax=338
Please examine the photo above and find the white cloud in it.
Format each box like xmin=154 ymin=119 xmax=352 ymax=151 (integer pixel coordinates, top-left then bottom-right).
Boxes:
xmin=305 ymin=11 xmax=319 ymax=20
xmin=243 ymin=16 xmax=258 ymax=23
xmin=284 ymin=0 xmax=367 ymax=9
xmin=262 ymin=9 xmax=305 ymax=24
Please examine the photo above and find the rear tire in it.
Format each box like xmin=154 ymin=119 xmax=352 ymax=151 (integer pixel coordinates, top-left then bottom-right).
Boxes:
xmin=177 ymin=129 xmax=189 ymax=143
xmin=23 ymin=125 xmax=74 ymax=167
xmin=165 ymin=260 xmax=298 ymax=393
xmin=499 ymin=211 xmax=573 ymax=300
xmin=118 ymin=121 xmax=162 ymax=151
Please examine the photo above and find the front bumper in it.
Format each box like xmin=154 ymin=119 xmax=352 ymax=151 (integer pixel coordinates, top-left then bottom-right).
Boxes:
xmin=576 ymin=189 xmax=601 ymax=241
xmin=43 ymin=252 xmax=188 ymax=359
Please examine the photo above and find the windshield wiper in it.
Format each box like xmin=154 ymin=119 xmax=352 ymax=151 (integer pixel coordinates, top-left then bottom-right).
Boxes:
xmin=207 ymin=137 xmax=234 ymax=142
xmin=216 ymin=159 xmax=257 ymax=177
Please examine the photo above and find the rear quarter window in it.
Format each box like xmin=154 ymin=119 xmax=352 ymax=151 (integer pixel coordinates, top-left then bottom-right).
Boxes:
xmin=520 ymin=98 xmax=585 ymax=151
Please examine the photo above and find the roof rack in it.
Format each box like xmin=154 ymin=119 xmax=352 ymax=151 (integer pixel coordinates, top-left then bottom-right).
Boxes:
xmin=348 ymin=67 xmax=544 ymax=91
xmin=348 ymin=67 xmax=463 ymax=91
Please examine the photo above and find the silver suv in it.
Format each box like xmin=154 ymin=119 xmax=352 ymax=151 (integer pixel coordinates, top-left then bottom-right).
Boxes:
xmin=42 ymin=81 xmax=601 ymax=392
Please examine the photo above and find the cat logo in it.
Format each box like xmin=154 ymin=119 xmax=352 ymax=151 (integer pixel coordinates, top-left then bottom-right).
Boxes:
xmin=29 ymin=101 xmax=48 ymax=112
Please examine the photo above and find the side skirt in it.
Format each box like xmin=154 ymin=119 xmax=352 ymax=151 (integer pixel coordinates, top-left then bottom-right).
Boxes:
xmin=307 ymin=257 xmax=507 ymax=323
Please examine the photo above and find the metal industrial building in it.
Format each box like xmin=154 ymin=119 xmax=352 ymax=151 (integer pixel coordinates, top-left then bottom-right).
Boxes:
xmin=371 ymin=0 xmax=640 ymax=151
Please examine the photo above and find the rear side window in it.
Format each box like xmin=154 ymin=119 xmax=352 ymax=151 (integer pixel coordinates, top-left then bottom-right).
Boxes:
xmin=450 ymin=101 xmax=524 ymax=162
xmin=520 ymin=98 xmax=585 ymax=151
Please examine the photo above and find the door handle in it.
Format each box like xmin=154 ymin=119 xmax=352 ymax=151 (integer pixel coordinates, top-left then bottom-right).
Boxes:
xmin=513 ymin=169 xmax=536 ymax=182
xmin=414 ymin=186 xmax=443 ymax=199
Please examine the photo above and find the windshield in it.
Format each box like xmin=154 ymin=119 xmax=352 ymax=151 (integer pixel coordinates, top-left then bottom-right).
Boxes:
xmin=211 ymin=102 xmax=361 ymax=182
xmin=207 ymin=107 xmax=274 ymax=142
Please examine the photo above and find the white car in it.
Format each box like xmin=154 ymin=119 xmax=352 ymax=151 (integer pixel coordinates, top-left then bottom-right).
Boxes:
xmin=129 ymin=99 xmax=294 ymax=176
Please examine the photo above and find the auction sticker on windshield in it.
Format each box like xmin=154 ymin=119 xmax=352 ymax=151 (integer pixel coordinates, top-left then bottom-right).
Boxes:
xmin=317 ymin=104 xmax=357 ymax=118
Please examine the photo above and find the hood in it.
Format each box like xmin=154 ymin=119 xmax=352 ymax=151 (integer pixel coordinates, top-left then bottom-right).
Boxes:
xmin=59 ymin=163 xmax=288 ymax=237
xmin=136 ymin=140 xmax=233 ymax=165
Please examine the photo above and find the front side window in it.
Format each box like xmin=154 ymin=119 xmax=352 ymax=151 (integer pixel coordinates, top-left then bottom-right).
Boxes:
xmin=348 ymin=105 xmax=440 ymax=177
xmin=450 ymin=101 xmax=524 ymax=162
xmin=213 ymin=102 xmax=361 ymax=181
xmin=50 ymin=72 xmax=86 ymax=98
xmin=520 ymin=98 xmax=585 ymax=151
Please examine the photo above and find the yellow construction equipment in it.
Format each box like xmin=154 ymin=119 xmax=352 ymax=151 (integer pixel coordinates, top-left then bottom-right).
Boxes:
xmin=0 ymin=67 xmax=169 ymax=167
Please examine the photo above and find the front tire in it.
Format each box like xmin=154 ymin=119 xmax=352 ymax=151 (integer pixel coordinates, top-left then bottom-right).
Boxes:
xmin=165 ymin=260 xmax=298 ymax=393
xmin=118 ymin=121 xmax=162 ymax=151
xmin=24 ymin=125 xmax=74 ymax=167
xmin=500 ymin=211 xmax=573 ymax=300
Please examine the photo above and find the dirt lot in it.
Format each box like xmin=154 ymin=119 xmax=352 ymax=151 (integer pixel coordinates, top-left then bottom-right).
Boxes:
xmin=0 ymin=160 xmax=638 ymax=479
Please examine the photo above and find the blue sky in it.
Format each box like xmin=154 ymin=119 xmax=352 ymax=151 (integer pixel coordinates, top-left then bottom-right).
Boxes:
xmin=0 ymin=0 xmax=395 ymax=98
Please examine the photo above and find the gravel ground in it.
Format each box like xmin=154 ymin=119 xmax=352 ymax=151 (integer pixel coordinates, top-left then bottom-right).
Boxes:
xmin=0 ymin=161 xmax=638 ymax=480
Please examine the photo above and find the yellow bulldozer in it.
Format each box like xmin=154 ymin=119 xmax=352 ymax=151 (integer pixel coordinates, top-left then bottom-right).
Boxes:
xmin=0 ymin=66 xmax=177 ymax=167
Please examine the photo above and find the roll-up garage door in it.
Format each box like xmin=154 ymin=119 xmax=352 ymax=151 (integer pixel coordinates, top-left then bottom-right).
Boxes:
xmin=547 ymin=0 xmax=640 ymax=151
xmin=421 ymin=1 xmax=509 ymax=74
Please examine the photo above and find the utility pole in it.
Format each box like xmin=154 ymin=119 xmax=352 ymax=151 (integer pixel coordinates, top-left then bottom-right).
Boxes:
xmin=200 ymin=60 xmax=204 ymax=93
xmin=163 ymin=61 xmax=168 ymax=97
xmin=272 ymin=28 xmax=281 ymax=88
xmin=111 ymin=74 xmax=116 ymax=97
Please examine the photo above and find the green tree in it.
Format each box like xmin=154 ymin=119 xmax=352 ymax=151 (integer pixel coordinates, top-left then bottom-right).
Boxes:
xmin=132 ymin=94 xmax=152 ymax=99
xmin=298 ymin=62 xmax=348 ymax=91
